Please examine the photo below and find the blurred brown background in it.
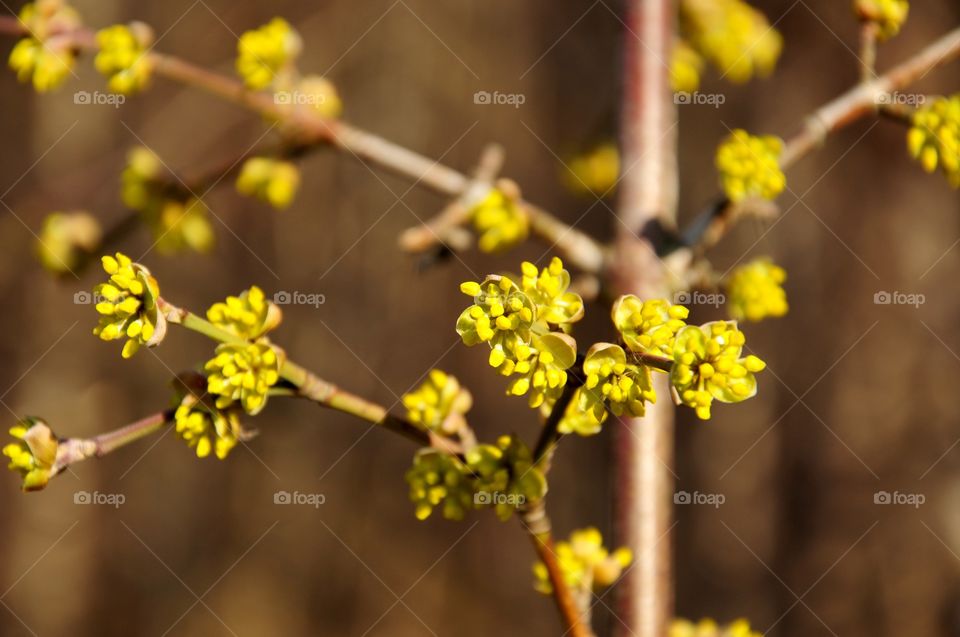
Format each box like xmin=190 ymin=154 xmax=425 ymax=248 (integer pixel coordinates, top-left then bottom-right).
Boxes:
xmin=1 ymin=0 xmax=959 ymax=635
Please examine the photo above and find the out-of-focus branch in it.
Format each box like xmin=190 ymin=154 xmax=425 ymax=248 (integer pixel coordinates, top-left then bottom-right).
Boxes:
xmin=678 ymin=25 xmax=960 ymax=253
xmin=0 ymin=15 xmax=605 ymax=273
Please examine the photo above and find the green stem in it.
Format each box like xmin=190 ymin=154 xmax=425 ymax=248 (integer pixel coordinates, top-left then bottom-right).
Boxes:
xmin=92 ymin=410 xmax=173 ymax=456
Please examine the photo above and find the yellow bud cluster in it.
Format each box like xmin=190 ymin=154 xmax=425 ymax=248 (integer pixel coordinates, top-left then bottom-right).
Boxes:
xmin=3 ymin=419 xmax=59 ymax=491
xmin=563 ymin=143 xmax=620 ymax=196
xmin=36 ymin=211 xmax=101 ymax=274
xmin=578 ymin=343 xmax=656 ymax=424
xmin=206 ymin=286 xmax=281 ymax=341
xmin=8 ymin=0 xmax=81 ymax=92
xmin=94 ymin=23 xmax=153 ymax=94
xmin=671 ymin=41 xmax=704 ymax=93
xmin=236 ymin=17 xmax=301 ymax=90
xmin=908 ymin=94 xmax=960 ymax=188
xmin=726 ymin=258 xmax=788 ymax=322
xmin=716 ymin=129 xmax=786 ymax=202
xmin=174 ymin=395 xmax=246 ymax=460
xmin=236 ymin=157 xmax=301 ymax=209
xmin=670 ymin=618 xmax=762 ymax=637
xmin=93 ymin=252 xmax=165 ymax=359
xmin=533 ymin=527 xmax=632 ymax=594
xmin=205 ymin=342 xmax=283 ymax=415
xmin=470 ymin=189 xmax=529 ymax=253
xmin=612 ymin=295 xmax=689 ymax=356
xmin=401 ymin=369 xmax=472 ymax=436
xmin=680 ymin=0 xmax=782 ymax=84
xmin=854 ymin=0 xmax=909 ymax=41
xmin=671 ymin=321 xmax=766 ymax=419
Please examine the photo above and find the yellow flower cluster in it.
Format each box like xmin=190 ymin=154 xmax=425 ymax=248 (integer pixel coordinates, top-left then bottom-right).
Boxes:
xmin=174 ymin=393 xmax=246 ymax=460
xmin=466 ymin=435 xmax=547 ymax=521
xmin=458 ymin=258 xmax=583 ymax=409
xmin=275 ymin=74 xmax=344 ymax=120
xmin=726 ymin=258 xmax=788 ymax=322
xmin=670 ymin=618 xmax=761 ymax=637
xmin=121 ymin=147 xmax=215 ymax=254
xmin=236 ymin=17 xmax=302 ymax=90
xmin=470 ymin=188 xmax=529 ymax=253
xmin=680 ymin=0 xmax=782 ymax=84
xmin=671 ymin=321 xmax=766 ymax=419
xmin=563 ymin=143 xmax=620 ymax=196
xmin=3 ymin=419 xmax=59 ymax=491
xmin=94 ymin=23 xmax=153 ymax=94
xmin=93 ymin=252 xmax=165 ymax=358
xmin=36 ymin=210 xmax=101 ymax=274
xmin=716 ymin=129 xmax=786 ymax=202
xmin=671 ymin=41 xmax=704 ymax=93
xmin=613 ymin=295 xmax=689 ymax=356
xmin=8 ymin=0 xmax=81 ymax=92
xmin=405 ymin=449 xmax=474 ymax=521
xmin=205 ymin=342 xmax=283 ymax=415
xmin=908 ymin=94 xmax=960 ymax=188
xmin=402 ymin=370 xmax=472 ymax=436
xmin=578 ymin=343 xmax=656 ymax=424
xmin=206 ymin=285 xmax=281 ymax=341
xmin=854 ymin=0 xmax=909 ymax=41
xmin=236 ymin=157 xmax=301 ymax=209
xmin=533 ymin=528 xmax=632 ymax=594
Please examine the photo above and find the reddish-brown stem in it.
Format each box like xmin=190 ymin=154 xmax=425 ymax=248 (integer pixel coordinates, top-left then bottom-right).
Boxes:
xmin=92 ymin=410 xmax=172 ymax=456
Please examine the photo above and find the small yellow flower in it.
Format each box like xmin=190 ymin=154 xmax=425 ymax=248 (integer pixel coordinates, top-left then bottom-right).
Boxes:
xmin=121 ymin=147 xmax=215 ymax=254
xmin=563 ymin=143 xmax=620 ymax=196
xmin=291 ymin=74 xmax=343 ymax=119
xmin=533 ymin=527 xmax=632 ymax=594
xmin=206 ymin=286 xmax=282 ymax=341
xmin=174 ymin=393 xmax=248 ymax=460
xmin=36 ymin=211 xmax=101 ymax=274
xmin=854 ymin=0 xmax=909 ymax=41
xmin=671 ymin=40 xmax=704 ymax=93
xmin=556 ymin=394 xmax=602 ymax=436
xmin=467 ymin=435 xmax=546 ymax=521
xmin=236 ymin=157 xmax=301 ymax=209
xmin=907 ymin=94 xmax=960 ymax=188
xmin=520 ymin=258 xmax=585 ymax=328
xmin=236 ymin=17 xmax=301 ymax=90
xmin=716 ymin=129 xmax=786 ymax=202
xmin=94 ymin=23 xmax=153 ymax=94
xmin=405 ymin=449 xmax=473 ymax=520
xmin=671 ymin=321 xmax=766 ymax=419
xmin=3 ymin=418 xmax=59 ymax=491
xmin=504 ymin=333 xmax=576 ymax=409
xmin=726 ymin=258 xmax=788 ymax=322
xmin=457 ymin=275 xmax=536 ymax=370
xmin=579 ymin=343 xmax=656 ymax=424
xmin=670 ymin=618 xmax=762 ymax=637
xmin=402 ymin=370 xmax=472 ymax=436
xmin=93 ymin=252 xmax=166 ymax=359
xmin=613 ymin=296 xmax=689 ymax=356
xmin=470 ymin=188 xmax=529 ymax=253
xmin=8 ymin=0 xmax=81 ymax=92
xmin=681 ymin=0 xmax=782 ymax=83
xmin=205 ymin=342 xmax=283 ymax=415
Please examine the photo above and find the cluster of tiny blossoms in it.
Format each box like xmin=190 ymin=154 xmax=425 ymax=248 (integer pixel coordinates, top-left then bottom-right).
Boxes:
xmin=402 ymin=370 xmax=472 ymax=437
xmin=716 ymin=130 xmax=786 ymax=202
xmin=93 ymin=252 xmax=165 ymax=358
xmin=36 ymin=210 xmax=101 ymax=274
xmin=725 ymin=258 xmax=788 ymax=322
xmin=94 ymin=23 xmax=153 ymax=94
xmin=458 ymin=257 xmax=582 ymax=409
xmin=469 ymin=187 xmax=530 ymax=253
xmin=8 ymin=0 xmax=81 ymax=92
xmin=908 ymin=94 xmax=960 ymax=188
xmin=533 ymin=528 xmax=632 ymax=595
xmin=563 ymin=143 xmax=620 ymax=197
xmin=670 ymin=618 xmax=762 ymax=637
xmin=236 ymin=157 xmax=301 ymax=210
xmin=677 ymin=0 xmax=782 ymax=89
xmin=174 ymin=391 xmax=248 ymax=460
xmin=3 ymin=418 xmax=59 ymax=491
xmin=854 ymin=0 xmax=910 ymax=41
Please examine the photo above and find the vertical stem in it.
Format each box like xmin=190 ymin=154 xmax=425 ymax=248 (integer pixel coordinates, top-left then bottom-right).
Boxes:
xmin=610 ymin=1 xmax=677 ymax=636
